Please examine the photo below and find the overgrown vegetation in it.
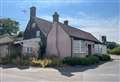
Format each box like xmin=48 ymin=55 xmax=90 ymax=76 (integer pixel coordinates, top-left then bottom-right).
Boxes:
xmin=31 ymin=56 xmax=62 ymax=68
xmin=62 ymin=54 xmax=111 ymax=66
xmin=109 ymin=46 xmax=120 ymax=55
xmin=93 ymin=54 xmax=111 ymax=61
xmin=0 ymin=54 xmax=111 ymax=67
xmin=0 ymin=54 xmax=30 ymax=66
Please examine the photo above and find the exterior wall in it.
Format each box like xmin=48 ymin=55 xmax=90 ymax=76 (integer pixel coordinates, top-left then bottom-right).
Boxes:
xmin=85 ymin=41 xmax=95 ymax=55
xmin=46 ymin=22 xmax=71 ymax=58
xmin=46 ymin=22 xmax=58 ymax=56
xmin=95 ymin=44 xmax=107 ymax=54
xmin=72 ymin=39 xmax=95 ymax=57
xmin=21 ymin=38 xmax=40 ymax=57
xmin=0 ymin=44 xmax=8 ymax=58
xmin=57 ymin=24 xmax=71 ymax=58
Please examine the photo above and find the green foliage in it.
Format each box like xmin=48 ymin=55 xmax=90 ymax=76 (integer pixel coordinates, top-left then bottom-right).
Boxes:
xmin=100 ymin=54 xmax=111 ymax=61
xmin=109 ymin=46 xmax=120 ymax=55
xmin=0 ymin=57 xmax=9 ymax=64
xmin=20 ymin=55 xmax=30 ymax=66
xmin=93 ymin=54 xmax=111 ymax=61
xmin=0 ymin=18 xmax=19 ymax=35
xmin=106 ymin=42 xmax=119 ymax=49
xmin=62 ymin=57 xmax=80 ymax=65
xmin=0 ymin=54 xmax=30 ymax=65
xmin=38 ymin=31 xmax=47 ymax=58
xmin=62 ymin=55 xmax=100 ymax=66
xmin=17 ymin=31 xmax=24 ymax=37
xmin=86 ymin=55 xmax=99 ymax=64
xmin=63 ymin=54 xmax=111 ymax=66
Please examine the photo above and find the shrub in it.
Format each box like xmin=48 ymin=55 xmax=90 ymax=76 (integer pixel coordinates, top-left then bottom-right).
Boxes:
xmin=62 ymin=57 xmax=80 ymax=65
xmin=100 ymin=54 xmax=111 ymax=61
xmin=93 ymin=54 xmax=111 ymax=61
xmin=86 ymin=55 xmax=99 ymax=64
xmin=0 ymin=57 xmax=9 ymax=64
xmin=32 ymin=58 xmax=52 ymax=68
xmin=110 ymin=46 xmax=120 ymax=55
xmin=62 ymin=55 xmax=99 ymax=66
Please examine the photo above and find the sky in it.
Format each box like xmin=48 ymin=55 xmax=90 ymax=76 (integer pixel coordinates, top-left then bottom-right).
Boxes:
xmin=0 ymin=0 xmax=120 ymax=43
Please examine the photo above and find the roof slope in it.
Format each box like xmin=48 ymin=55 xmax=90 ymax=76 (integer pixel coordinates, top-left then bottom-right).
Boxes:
xmin=35 ymin=17 xmax=100 ymax=43
xmin=0 ymin=34 xmax=14 ymax=44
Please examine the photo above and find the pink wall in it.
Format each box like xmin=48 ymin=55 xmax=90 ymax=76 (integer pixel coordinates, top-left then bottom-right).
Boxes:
xmin=57 ymin=25 xmax=71 ymax=58
xmin=46 ymin=22 xmax=71 ymax=58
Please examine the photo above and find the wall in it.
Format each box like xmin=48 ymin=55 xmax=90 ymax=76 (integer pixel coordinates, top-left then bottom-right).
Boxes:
xmin=72 ymin=40 xmax=95 ymax=57
xmin=21 ymin=38 xmax=40 ymax=57
xmin=0 ymin=44 xmax=8 ymax=58
xmin=46 ymin=22 xmax=71 ymax=58
xmin=95 ymin=44 xmax=107 ymax=54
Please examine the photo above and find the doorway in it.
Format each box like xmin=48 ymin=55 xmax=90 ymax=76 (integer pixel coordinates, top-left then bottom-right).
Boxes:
xmin=88 ymin=44 xmax=92 ymax=55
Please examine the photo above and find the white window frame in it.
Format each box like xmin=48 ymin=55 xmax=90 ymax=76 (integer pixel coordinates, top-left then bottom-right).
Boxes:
xmin=26 ymin=47 xmax=32 ymax=53
xmin=32 ymin=23 xmax=36 ymax=28
xmin=73 ymin=40 xmax=86 ymax=53
xmin=36 ymin=30 xmax=40 ymax=37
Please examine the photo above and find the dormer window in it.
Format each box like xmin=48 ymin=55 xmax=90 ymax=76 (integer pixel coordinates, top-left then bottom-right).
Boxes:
xmin=32 ymin=23 xmax=36 ymax=28
xmin=36 ymin=30 xmax=40 ymax=37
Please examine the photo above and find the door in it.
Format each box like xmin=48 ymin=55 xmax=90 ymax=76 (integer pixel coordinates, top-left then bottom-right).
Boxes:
xmin=88 ymin=44 xmax=92 ymax=55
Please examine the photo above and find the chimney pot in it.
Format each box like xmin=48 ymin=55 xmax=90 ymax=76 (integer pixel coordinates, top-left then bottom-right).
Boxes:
xmin=64 ymin=20 xmax=68 ymax=25
xmin=53 ymin=12 xmax=59 ymax=22
xmin=30 ymin=6 xmax=36 ymax=19
xmin=102 ymin=36 xmax=107 ymax=44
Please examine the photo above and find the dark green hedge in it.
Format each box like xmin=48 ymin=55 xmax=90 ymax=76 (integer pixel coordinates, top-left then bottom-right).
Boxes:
xmin=62 ymin=55 xmax=100 ymax=66
xmin=62 ymin=54 xmax=111 ymax=66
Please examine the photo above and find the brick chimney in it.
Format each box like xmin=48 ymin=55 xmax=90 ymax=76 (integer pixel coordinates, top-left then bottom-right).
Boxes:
xmin=30 ymin=6 xmax=36 ymax=19
xmin=102 ymin=36 xmax=107 ymax=44
xmin=64 ymin=20 xmax=68 ymax=25
xmin=53 ymin=12 xmax=59 ymax=22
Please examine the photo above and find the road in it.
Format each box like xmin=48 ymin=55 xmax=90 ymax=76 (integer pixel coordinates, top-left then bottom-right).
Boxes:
xmin=0 ymin=55 xmax=120 ymax=82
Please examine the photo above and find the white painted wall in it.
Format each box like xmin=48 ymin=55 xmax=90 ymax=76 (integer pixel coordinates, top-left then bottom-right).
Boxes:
xmin=95 ymin=44 xmax=107 ymax=54
xmin=15 ymin=38 xmax=41 ymax=57
xmin=72 ymin=40 xmax=95 ymax=57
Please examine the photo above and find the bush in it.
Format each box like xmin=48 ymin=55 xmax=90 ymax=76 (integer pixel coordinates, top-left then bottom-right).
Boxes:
xmin=0 ymin=57 xmax=9 ymax=64
xmin=62 ymin=57 xmax=80 ymax=65
xmin=50 ymin=58 xmax=62 ymax=66
xmin=62 ymin=55 xmax=99 ymax=66
xmin=110 ymin=46 xmax=120 ymax=55
xmin=93 ymin=54 xmax=111 ymax=61
xmin=86 ymin=55 xmax=99 ymax=64
xmin=32 ymin=58 xmax=52 ymax=68
xmin=32 ymin=56 xmax=62 ymax=68
xmin=100 ymin=54 xmax=111 ymax=61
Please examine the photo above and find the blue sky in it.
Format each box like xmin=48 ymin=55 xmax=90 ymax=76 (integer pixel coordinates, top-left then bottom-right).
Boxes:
xmin=0 ymin=0 xmax=120 ymax=43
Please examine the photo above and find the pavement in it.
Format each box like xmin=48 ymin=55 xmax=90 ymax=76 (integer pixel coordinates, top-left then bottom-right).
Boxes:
xmin=0 ymin=55 xmax=120 ymax=82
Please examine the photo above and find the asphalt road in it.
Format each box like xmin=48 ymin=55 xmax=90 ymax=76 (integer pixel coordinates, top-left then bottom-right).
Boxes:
xmin=0 ymin=55 xmax=120 ymax=82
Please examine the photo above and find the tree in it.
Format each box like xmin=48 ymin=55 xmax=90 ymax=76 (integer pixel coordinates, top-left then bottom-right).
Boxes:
xmin=106 ymin=42 xmax=119 ymax=49
xmin=0 ymin=18 xmax=19 ymax=35
xmin=17 ymin=31 xmax=24 ymax=37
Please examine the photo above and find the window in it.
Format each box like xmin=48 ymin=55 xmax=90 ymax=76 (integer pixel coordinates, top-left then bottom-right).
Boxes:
xmin=81 ymin=40 xmax=86 ymax=53
xmin=32 ymin=23 xmax=36 ymax=28
xmin=36 ymin=31 xmax=40 ymax=37
xmin=26 ymin=47 xmax=32 ymax=53
xmin=73 ymin=40 xmax=86 ymax=53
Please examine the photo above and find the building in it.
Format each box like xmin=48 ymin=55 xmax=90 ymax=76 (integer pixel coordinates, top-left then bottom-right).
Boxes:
xmin=0 ymin=34 xmax=22 ymax=58
xmin=19 ymin=7 xmax=106 ymax=58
